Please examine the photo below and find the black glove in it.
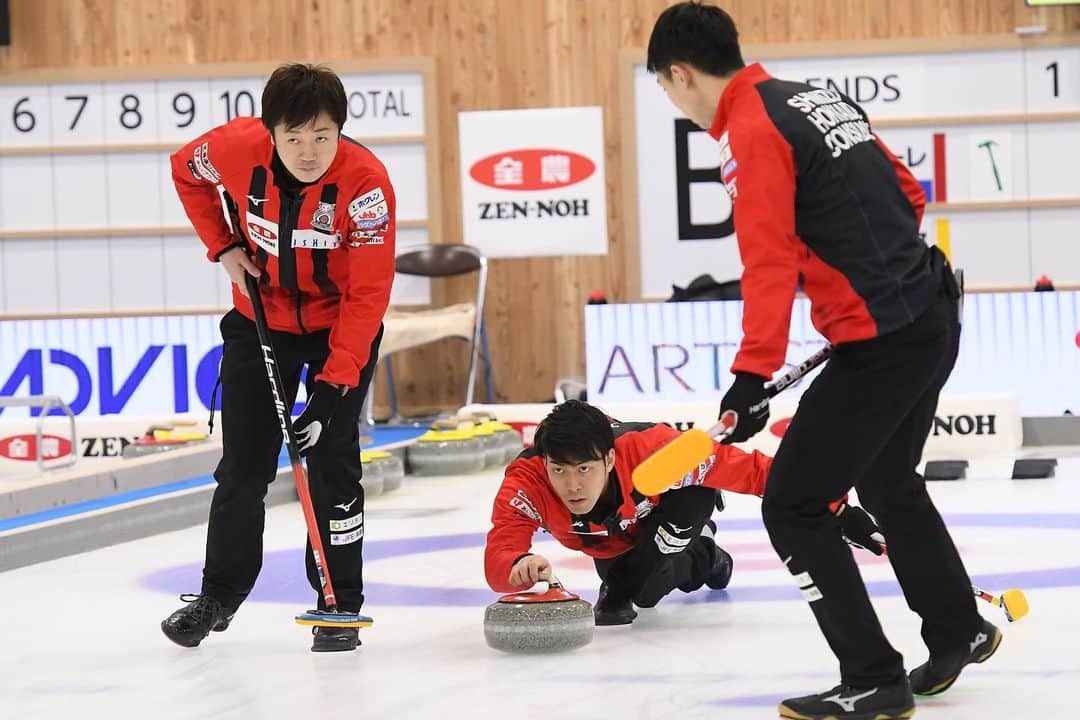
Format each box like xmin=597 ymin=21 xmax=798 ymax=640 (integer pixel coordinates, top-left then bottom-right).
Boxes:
xmin=293 ymin=381 xmax=343 ymax=456
xmin=836 ymin=503 xmax=886 ymax=556
xmin=718 ymin=372 xmax=770 ymax=444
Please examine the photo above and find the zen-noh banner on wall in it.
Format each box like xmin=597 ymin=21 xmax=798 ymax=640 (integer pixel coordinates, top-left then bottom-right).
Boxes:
xmin=458 ymin=106 xmax=608 ymax=258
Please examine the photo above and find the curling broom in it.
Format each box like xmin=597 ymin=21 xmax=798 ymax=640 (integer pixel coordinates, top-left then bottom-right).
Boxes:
xmin=245 ymin=273 xmax=373 ymax=630
xmin=870 ymin=543 xmax=1029 ymax=623
xmin=632 ymin=346 xmax=831 ymax=496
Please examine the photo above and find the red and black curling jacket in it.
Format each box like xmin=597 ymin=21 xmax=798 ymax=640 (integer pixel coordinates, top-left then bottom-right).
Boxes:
xmin=710 ymin=63 xmax=937 ymax=378
xmin=171 ymin=117 xmax=395 ymax=387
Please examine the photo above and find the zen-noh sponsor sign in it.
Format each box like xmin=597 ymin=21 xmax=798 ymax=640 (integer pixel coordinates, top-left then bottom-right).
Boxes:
xmin=458 ymin=106 xmax=608 ymax=258
xmin=0 ymin=414 xmax=213 ymax=474
xmin=585 ymin=291 xmax=1080 ymax=416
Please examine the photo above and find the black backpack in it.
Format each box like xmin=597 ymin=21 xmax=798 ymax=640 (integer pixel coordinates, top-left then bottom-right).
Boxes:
xmin=668 ymin=273 xmax=742 ymax=302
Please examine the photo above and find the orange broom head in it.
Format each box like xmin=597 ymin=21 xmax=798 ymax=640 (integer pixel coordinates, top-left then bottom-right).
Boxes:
xmin=631 ymin=428 xmax=714 ymax=496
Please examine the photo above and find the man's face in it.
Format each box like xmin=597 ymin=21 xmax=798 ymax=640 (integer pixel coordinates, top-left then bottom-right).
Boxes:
xmin=657 ymin=65 xmax=710 ymax=129
xmin=544 ymin=448 xmax=616 ymax=515
xmin=271 ymin=110 xmax=340 ymax=183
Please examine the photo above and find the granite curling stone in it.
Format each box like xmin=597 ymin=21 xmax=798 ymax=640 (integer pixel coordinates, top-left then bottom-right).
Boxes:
xmin=362 ymin=450 xmax=405 ymax=492
xmin=358 ymin=451 xmax=386 ymax=497
xmin=484 ymin=580 xmax=594 ymax=653
xmin=407 ymin=428 xmax=486 ymax=476
xmin=469 ymin=421 xmax=505 ymax=468
xmin=466 ymin=414 xmax=524 ymax=465
xmin=487 ymin=420 xmax=524 ymax=464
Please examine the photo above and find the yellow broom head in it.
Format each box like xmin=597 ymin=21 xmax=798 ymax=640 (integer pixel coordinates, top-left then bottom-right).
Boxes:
xmin=1000 ymin=589 xmax=1029 ymax=622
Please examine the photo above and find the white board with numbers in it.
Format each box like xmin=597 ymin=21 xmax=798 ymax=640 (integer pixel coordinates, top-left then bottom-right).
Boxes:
xmin=622 ymin=35 xmax=1080 ymax=299
xmin=0 ymin=59 xmax=442 ymax=316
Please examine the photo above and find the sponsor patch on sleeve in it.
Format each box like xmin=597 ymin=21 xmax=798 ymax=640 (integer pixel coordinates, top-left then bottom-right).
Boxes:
xmin=348 ymin=187 xmax=386 ymax=221
xmin=198 ymin=143 xmax=222 ymax=183
xmin=354 ymin=214 xmax=390 ymax=231
xmin=348 ymin=229 xmax=386 ymax=247
xmin=192 ymin=142 xmax=222 ymax=184
xmin=718 ymin=131 xmax=732 ymax=165
xmin=508 ymin=490 xmax=542 ymax=523
xmin=721 ymin=158 xmax=738 ymax=180
xmin=670 ymin=455 xmax=716 ymax=490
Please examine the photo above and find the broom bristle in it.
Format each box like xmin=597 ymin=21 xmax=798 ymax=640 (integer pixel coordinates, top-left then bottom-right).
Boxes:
xmin=632 ymin=428 xmax=714 ymax=495
xmin=1000 ymin=589 xmax=1029 ymax=622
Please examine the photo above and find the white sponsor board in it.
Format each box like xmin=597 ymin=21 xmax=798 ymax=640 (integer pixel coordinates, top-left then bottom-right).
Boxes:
xmin=458 ymin=106 xmax=608 ymax=258
xmin=463 ymin=393 xmax=1022 ymax=465
xmin=0 ymin=64 xmax=439 ymax=316
xmin=0 ymin=284 xmax=417 ymax=416
xmin=0 ymin=414 xmax=211 ymax=474
xmin=626 ymin=39 xmax=1080 ymax=298
xmin=585 ymin=292 xmax=1080 ymax=416
xmin=0 ymin=315 xmax=227 ymax=419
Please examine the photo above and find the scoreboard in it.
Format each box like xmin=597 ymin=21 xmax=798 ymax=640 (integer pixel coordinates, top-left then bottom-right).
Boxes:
xmin=623 ymin=35 xmax=1080 ymax=298
xmin=0 ymin=58 xmax=441 ymax=316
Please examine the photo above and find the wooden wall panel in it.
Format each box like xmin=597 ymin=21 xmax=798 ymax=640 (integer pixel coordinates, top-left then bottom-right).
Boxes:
xmin=1 ymin=0 xmax=1077 ymax=414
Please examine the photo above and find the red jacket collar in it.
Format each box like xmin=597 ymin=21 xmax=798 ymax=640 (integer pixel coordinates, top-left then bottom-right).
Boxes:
xmin=708 ymin=62 xmax=771 ymax=139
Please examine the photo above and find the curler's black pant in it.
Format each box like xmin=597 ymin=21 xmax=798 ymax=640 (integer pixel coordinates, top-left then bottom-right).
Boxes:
xmin=201 ymin=309 xmax=381 ymax=614
xmin=762 ymin=283 xmax=980 ymax=688
xmin=595 ymin=486 xmax=720 ymax=607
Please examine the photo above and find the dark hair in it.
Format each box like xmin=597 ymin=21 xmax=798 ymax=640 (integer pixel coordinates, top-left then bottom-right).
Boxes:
xmin=261 ymin=63 xmax=347 ymax=132
xmin=533 ymin=400 xmax=615 ymax=466
xmin=647 ymin=2 xmax=745 ymax=78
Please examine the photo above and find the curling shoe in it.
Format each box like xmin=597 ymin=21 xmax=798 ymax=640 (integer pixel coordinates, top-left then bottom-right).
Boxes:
xmin=593 ymin=582 xmax=637 ymax=626
xmin=909 ymin=617 xmax=1002 ymax=696
xmin=778 ymin=676 xmax=915 ymax=720
xmin=311 ymin=625 xmax=360 ymax=652
xmin=161 ymin=594 xmax=233 ymax=648
xmin=702 ymin=520 xmax=734 ymax=590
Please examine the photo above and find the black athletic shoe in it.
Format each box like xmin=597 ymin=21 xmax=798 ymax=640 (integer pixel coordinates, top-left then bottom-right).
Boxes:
xmin=594 ymin=583 xmax=637 ymax=626
xmin=311 ymin=625 xmax=360 ymax=652
xmin=161 ymin=594 xmax=233 ymax=648
xmin=706 ymin=545 xmax=734 ymax=590
xmin=778 ymin=676 xmax=915 ymax=720
xmin=701 ymin=520 xmax=734 ymax=590
xmin=909 ymin=617 xmax=1002 ymax=696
